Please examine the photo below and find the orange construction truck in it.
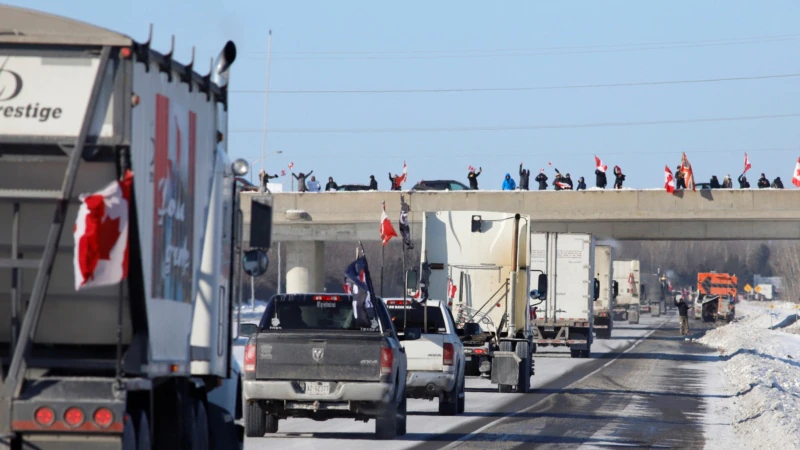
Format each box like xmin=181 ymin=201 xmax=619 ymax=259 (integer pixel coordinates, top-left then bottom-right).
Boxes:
xmin=696 ymin=273 xmax=737 ymax=322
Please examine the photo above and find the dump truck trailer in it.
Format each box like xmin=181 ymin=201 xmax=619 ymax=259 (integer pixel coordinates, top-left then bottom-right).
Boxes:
xmin=592 ymin=245 xmax=615 ymax=340
xmin=612 ymin=259 xmax=641 ymax=324
xmin=419 ymin=211 xmax=546 ymax=393
xmin=0 ymin=6 xmax=263 ymax=449
xmin=696 ymin=273 xmax=737 ymax=323
xmin=529 ymin=233 xmax=596 ymax=358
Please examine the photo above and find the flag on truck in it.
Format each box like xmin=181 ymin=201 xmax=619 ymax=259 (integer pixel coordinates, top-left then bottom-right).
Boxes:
xmin=399 ymin=195 xmax=413 ymax=249
xmin=415 ymin=253 xmax=432 ymax=304
xmin=447 ymin=277 xmax=457 ymax=299
xmin=344 ymin=255 xmax=378 ymax=327
xmin=664 ymin=165 xmax=675 ymax=193
xmin=380 ymin=202 xmax=398 ymax=246
xmin=74 ymin=171 xmax=133 ymax=291
xmin=594 ymin=155 xmax=608 ymax=173
xmin=679 ymin=152 xmax=695 ymax=191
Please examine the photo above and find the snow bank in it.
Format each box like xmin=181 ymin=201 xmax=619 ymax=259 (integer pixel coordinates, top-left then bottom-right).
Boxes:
xmin=696 ymin=301 xmax=800 ymax=449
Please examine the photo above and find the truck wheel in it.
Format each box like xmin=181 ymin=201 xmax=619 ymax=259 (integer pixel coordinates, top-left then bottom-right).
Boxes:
xmin=122 ymin=413 xmax=137 ymax=450
xmin=245 ymin=402 xmax=267 ymax=438
xmin=438 ymin=382 xmax=459 ymax=416
xmin=192 ymin=400 xmax=210 ymax=450
xmin=136 ymin=411 xmax=152 ymax=450
xmin=265 ymin=414 xmax=279 ymax=434
xmin=457 ymin=377 xmax=466 ymax=414
xmin=570 ymin=349 xmax=581 ymax=358
xmin=515 ymin=342 xmax=531 ymax=393
xmin=581 ymin=346 xmax=591 ymax=359
xmin=375 ymin=403 xmax=398 ymax=440
xmin=396 ymin=395 xmax=407 ymax=436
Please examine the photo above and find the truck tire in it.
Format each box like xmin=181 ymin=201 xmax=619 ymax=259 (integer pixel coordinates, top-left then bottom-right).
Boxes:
xmin=375 ymin=403 xmax=398 ymax=440
xmin=397 ymin=395 xmax=407 ymax=436
xmin=596 ymin=329 xmax=610 ymax=340
xmin=265 ymin=414 xmax=279 ymax=434
xmin=515 ymin=342 xmax=531 ymax=393
xmin=438 ymin=380 xmax=459 ymax=416
xmin=245 ymin=402 xmax=267 ymax=438
xmin=123 ymin=413 xmax=137 ymax=450
xmin=136 ymin=411 xmax=152 ymax=450
xmin=192 ymin=400 xmax=210 ymax=450
xmin=457 ymin=376 xmax=466 ymax=414
xmin=498 ymin=341 xmax=514 ymax=393
xmin=570 ymin=349 xmax=582 ymax=358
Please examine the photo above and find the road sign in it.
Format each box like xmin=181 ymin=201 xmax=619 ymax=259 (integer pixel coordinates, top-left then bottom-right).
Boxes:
xmin=755 ymin=285 xmax=762 ymax=293
xmin=744 ymin=284 xmax=752 ymax=293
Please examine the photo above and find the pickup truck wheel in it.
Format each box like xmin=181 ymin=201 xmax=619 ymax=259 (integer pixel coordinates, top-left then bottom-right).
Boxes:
xmin=265 ymin=414 xmax=279 ymax=434
xmin=438 ymin=384 xmax=458 ymax=416
xmin=457 ymin=376 xmax=466 ymax=414
xmin=396 ymin=395 xmax=407 ymax=436
xmin=375 ymin=404 xmax=398 ymax=440
xmin=245 ymin=402 xmax=267 ymax=438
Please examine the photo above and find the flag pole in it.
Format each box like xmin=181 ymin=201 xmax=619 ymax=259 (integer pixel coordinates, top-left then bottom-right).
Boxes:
xmin=381 ymin=244 xmax=385 ymax=297
xmin=260 ymin=30 xmax=272 ymax=175
xmin=402 ymin=240 xmax=407 ymax=333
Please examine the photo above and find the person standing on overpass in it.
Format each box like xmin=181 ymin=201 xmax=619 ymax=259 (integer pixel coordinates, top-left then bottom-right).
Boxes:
xmin=468 ymin=167 xmax=482 ymax=190
xmin=518 ymin=163 xmax=531 ymax=190
xmin=535 ymin=169 xmax=548 ymax=190
xmin=675 ymin=295 xmax=690 ymax=335
xmin=502 ymin=173 xmax=516 ymax=190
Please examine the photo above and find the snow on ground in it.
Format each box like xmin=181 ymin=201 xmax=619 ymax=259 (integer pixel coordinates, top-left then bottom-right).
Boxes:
xmin=696 ymin=300 xmax=800 ymax=450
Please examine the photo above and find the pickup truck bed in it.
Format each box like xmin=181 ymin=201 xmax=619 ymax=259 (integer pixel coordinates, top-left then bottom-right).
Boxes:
xmin=243 ymin=293 xmax=408 ymax=440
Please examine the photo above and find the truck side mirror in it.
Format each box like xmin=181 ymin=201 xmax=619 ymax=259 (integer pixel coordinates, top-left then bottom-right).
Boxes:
xmin=243 ymin=250 xmax=269 ymax=277
xmin=537 ymin=274 xmax=548 ymax=299
xmin=405 ymin=269 xmax=419 ymax=291
xmin=250 ymin=197 xmax=273 ymax=250
xmin=593 ymin=278 xmax=600 ymax=301
xmin=613 ymin=280 xmax=619 ymax=298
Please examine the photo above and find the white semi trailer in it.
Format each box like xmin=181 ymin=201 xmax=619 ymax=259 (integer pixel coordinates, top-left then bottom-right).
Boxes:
xmin=418 ymin=211 xmax=547 ymax=393
xmin=0 ymin=6 xmax=267 ymax=449
xmin=529 ymin=233 xmax=596 ymax=358
xmin=612 ymin=259 xmax=641 ymax=324
xmin=592 ymin=245 xmax=616 ymax=340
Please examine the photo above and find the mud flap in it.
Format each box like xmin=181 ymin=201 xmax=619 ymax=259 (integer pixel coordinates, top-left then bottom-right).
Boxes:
xmin=490 ymin=351 xmax=521 ymax=386
xmin=628 ymin=310 xmax=640 ymax=324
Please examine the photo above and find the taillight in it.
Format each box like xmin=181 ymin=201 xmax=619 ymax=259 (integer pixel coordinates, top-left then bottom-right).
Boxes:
xmin=34 ymin=407 xmax=55 ymax=427
xmin=380 ymin=347 xmax=393 ymax=375
xmin=312 ymin=295 xmax=340 ymax=301
xmin=93 ymin=408 xmax=114 ymax=428
xmin=443 ymin=343 xmax=454 ymax=366
xmin=244 ymin=343 xmax=256 ymax=373
xmin=473 ymin=348 xmax=485 ymax=355
xmin=64 ymin=407 xmax=85 ymax=428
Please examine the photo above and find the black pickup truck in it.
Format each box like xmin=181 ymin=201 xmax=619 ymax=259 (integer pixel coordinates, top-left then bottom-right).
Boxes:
xmin=242 ymin=293 xmax=408 ymax=439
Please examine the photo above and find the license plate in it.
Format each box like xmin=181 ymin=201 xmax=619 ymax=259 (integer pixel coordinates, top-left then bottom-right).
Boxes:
xmin=544 ymin=327 xmax=555 ymax=332
xmin=465 ymin=356 xmax=472 ymax=361
xmin=305 ymin=382 xmax=330 ymax=395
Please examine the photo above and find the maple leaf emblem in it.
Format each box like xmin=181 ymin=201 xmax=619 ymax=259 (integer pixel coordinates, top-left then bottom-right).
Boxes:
xmin=78 ymin=194 xmax=122 ymax=285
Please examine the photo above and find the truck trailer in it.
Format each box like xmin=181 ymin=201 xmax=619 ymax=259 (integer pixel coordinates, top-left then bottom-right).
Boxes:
xmin=592 ymin=245 xmax=616 ymax=340
xmin=0 ymin=6 xmax=264 ymax=449
xmin=529 ymin=233 xmax=596 ymax=358
xmin=612 ymin=259 xmax=641 ymax=324
xmin=419 ymin=211 xmax=546 ymax=393
xmin=696 ymin=272 xmax=737 ymax=323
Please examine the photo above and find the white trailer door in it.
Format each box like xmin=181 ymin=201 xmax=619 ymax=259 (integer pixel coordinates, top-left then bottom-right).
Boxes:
xmin=552 ymin=234 xmax=594 ymax=322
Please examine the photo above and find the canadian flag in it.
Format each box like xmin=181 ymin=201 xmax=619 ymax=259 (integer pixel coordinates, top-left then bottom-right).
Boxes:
xmin=555 ymin=181 xmax=571 ymax=189
xmin=447 ymin=277 xmax=457 ymax=299
xmin=380 ymin=202 xmax=398 ymax=246
xmin=280 ymin=169 xmax=286 ymax=176
xmin=594 ymin=155 xmax=608 ymax=173
xmin=744 ymin=153 xmax=751 ymax=174
xmin=393 ymin=162 xmax=408 ymax=189
xmin=73 ymin=171 xmax=133 ymax=291
xmin=628 ymin=272 xmax=634 ymax=289
xmin=792 ymin=157 xmax=800 ymax=187
xmin=288 ymin=162 xmax=294 ymax=170
xmin=664 ymin=165 xmax=675 ymax=193
xmin=468 ymin=165 xmax=475 ymax=172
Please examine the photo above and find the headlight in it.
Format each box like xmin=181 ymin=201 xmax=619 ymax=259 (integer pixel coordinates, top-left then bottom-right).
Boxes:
xmin=232 ymin=159 xmax=249 ymax=176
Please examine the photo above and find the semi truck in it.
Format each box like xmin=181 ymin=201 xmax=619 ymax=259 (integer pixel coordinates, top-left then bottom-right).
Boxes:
xmin=417 ymin=211 xmax=546 ymax=393
xmin=612 ymin=259 xmax=641 ymax=324
xmin=529 ymin=233 xmax=596 ymax=358
xmin=592 ymin=245 xmax=616 ymax=340
xmin=0 ymin=6 xmax=263 ymax=449
xmin=640 ymin=273 xmax=668 ymax=317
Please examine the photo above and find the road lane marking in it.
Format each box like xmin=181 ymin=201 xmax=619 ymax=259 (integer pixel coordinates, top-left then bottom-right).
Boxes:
xmin=442 ymin=317 xmax=669 ymax=449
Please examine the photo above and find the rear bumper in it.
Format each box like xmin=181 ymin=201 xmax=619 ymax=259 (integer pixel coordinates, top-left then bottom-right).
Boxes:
xmin=405 ymin=371 xmax=455 ymax=397
xmin=7 ymin=435 xmax=121 ymax=450
xmin=243 ymin=380 xmax=394 ymax=403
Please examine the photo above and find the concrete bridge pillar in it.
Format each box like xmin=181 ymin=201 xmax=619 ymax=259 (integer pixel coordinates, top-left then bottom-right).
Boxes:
xmin=285 ymin=241 xmax=325 ymax=293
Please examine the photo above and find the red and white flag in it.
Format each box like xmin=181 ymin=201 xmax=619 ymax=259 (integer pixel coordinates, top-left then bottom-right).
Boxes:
xmin=628 ymin=272 xmax=635 ymax=289
xmin=680 ymin=153 xmax=695 ymax=191
xmin=393 ymin=162 xmax=408 ymax=189
xmin=664 ymin=165 xmax=675 ymax=193
xmin=288 ymin=162 xmax=294 ymax=170
xmin=743 ymin=153 xmax=752 ymax=174
xmin=468 ymin=165 xmax=475 ymax=172
xmin=74 ymin=171 xmax=133 ymax=291
xmin=793 ymin=157 xmax=800 ymax=187
xmin=280 ymin=169 xmax=286 ymax=176
xmin=555 ymin=181 xmax=571 ymax=189
xmin=447 ymin=277 xmax=457 ymax=299
xmin=594 ymin=155 xmax=608 ymax=173
xmin=380 ymin=202 xmax=398 ymax=246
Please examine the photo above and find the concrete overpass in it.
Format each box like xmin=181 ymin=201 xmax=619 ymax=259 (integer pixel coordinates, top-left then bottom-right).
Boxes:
xmin=240 ymin=189 xmax=799 ymax=292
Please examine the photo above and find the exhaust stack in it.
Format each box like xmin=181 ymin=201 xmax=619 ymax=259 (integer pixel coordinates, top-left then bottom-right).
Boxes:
xmin=212 ymin=41 xmax=237 ymax=88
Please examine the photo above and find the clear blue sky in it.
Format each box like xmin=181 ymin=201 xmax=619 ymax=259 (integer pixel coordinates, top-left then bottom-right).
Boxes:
xmin=9 ymin=1 xmax=800 ymax=188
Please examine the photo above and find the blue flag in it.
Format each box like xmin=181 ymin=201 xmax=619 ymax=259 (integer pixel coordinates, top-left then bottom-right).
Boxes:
xmin=344 ymin=255 xmax=378 ymax=326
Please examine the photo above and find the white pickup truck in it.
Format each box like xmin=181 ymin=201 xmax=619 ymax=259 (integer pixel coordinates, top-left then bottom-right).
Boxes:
xmin=385 ymin=299 xmax=466 ymax=415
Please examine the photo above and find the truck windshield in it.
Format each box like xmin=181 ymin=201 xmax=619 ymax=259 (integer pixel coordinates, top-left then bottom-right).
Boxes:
xmin=258 ymin=294 xmax=380 ymax=332
xmin=386 ymin=301 xmax=447 ymax=334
